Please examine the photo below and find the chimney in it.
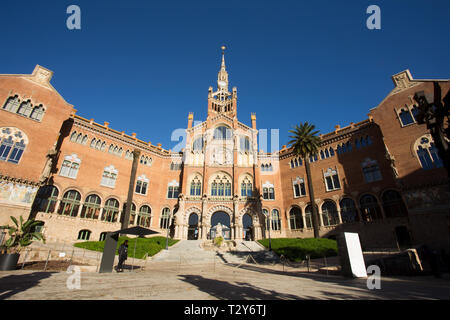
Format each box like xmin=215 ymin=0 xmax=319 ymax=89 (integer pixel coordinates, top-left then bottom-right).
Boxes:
xmin=187 ymin=113 xmax=194 ymax=129
xmin=251 ymin=113 xmax=257 ymax=129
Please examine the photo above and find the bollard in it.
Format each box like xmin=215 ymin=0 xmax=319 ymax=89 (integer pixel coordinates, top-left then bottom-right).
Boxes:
xmin=307 ymin=255 xmax=310 ymax=273
xmin=324 ymin=256 xmax=328 ymax=276
xmin=44 ymin=250 xmax=51 ymax=271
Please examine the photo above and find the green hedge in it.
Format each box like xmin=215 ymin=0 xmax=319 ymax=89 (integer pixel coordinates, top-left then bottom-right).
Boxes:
xmin=74 ymin=236 xmax=178 ymax=259
xmin=258 ymin=238 xmax=338 ymax=262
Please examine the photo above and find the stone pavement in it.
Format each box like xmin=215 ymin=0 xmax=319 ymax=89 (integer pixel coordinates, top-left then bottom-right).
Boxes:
xmin=1 ymin=258 xmax=450 ymax=300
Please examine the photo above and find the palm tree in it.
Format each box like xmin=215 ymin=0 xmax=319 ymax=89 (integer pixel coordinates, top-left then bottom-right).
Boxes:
xmin=288 ymin=122 xmax=321 ymax=238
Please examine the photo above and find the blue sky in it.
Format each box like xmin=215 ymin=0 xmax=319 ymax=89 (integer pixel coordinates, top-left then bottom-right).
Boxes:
xmin=1 ymin=0 xmax=449 ymax=152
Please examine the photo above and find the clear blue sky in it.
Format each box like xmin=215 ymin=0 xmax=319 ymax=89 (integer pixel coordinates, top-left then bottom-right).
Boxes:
xmin=1 ymin=0 xmax=449 ymax=152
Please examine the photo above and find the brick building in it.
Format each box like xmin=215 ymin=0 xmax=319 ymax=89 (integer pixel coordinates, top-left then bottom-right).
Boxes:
xmin=1 ymin=53 xmax=449 ymax=249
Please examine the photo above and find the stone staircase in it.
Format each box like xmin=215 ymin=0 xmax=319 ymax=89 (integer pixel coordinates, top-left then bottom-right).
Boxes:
xmin=220 ymin=240 xmax=280 ymax=264
xmin=148 ymin=240 xmax=280 ymax=265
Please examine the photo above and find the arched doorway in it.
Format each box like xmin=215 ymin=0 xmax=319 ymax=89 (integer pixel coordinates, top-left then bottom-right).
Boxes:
xmin=243 ymin=214 xmax=253 ymax=241
xmin=395 ymin=226 xmax=412 ymax=249
xmin=187 ymin=213 xmax=199 ymax=240
xmin=210 ymin=211 xmax=231 ymax=240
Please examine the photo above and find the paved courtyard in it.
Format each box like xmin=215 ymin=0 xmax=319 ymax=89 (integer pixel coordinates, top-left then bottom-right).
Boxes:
xmin=1 ymin=240 xmax=450 ymax=300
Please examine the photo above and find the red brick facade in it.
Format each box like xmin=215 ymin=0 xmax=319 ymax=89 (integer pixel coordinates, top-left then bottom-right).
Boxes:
xmin=0 ymin=61 xmax=449 ymax=249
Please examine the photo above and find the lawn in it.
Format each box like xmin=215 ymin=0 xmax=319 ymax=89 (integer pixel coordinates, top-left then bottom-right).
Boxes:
xmin=258 ymin=238 xmax=338 ymax=262
xmin=74 ymin=236 xmax=179 ymax=259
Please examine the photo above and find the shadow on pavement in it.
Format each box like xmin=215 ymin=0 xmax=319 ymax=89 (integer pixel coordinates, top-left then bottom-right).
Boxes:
xmin=178 ymin=274 xmax=302 ymax=300
xmin=0 ymin=272 xmax=55 ymax=300
xmin=222 ymin=263 xmax=450 ymax=299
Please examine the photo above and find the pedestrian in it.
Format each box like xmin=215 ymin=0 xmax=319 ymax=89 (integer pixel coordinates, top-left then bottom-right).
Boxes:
xmin=117 ymin=240 xmax=128 ymax=272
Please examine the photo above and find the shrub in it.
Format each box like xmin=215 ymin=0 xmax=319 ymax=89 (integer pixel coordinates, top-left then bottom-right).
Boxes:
xmin=74 ymin=236 xmax=178 ymax=259
xmin=214 ymin=236 xmax=224 ymax=247
xmin=258 ymin=238 xmax=338 ymax=262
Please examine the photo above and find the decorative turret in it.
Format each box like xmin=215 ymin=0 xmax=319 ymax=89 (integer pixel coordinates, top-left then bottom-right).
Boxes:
xmin=207 ymin=46 xmax=237 ymax=118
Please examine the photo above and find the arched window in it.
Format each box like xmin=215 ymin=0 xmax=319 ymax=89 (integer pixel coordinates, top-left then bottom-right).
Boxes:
xmin=101 ymin=165 xmax=118 ymax=188
xmin=399 ymin=108 xmax=414 ymax=126
xmin=160 ymin=207 xmax=171 ymax=229
xmin=167 ymin=181 xmax=180 ymax=199
xmin=80 ymin=194 xmax=101 ymax=219
xmin=210 ymin=173 xmax=232 ymax=197
xmin=121 ymin=203 xmax=136 ymax=225
xmin=240 ymin=136 xmax=251 ymax=152
xmin=59 ymin=154 xmax=81 ymax=179
xmin=90 ymin=138 xmax=97 ymax=148
xmin=192 ymin=136 xmax=204 ymax=152
xmin=382 ymin=190 xmax=408 ymax=218
xmin=293 ymin=177 xmax=306 ymax=198
xmin=321 ymin=201 xmax=339 ymax=226
xmin=30 ymin=105 xmax=45 ymax=121
xmin=76 ymin=133 xmax=83 ymax=144
xmin=3 ymin=96 xmax=20 ymax=113
xmin=189 ymin=175 xmax=202 ymax=196
xmin=77 ymin=230 xmax=91 ymax=241
xmin=102 ymin=198 xmax=120 ymax=223
xmin=304 ymin=205 xmax=314 ymax=228
xmin=138 ymin=205 xmax=151 ymax=227
xmin=240 ymin=176 xmax=253 ymax=197
xmin=320 ymin=150 xmax=325 ymax=159
xmin=70 ymin=131 xmax=78 ymax=142
xmin=58 ymin=190 xmax=81 ymax=217
xmin=346 ymin=141 xmax=352 ymax=152
xmin=135 ymin=175 xmax=149 ymax=195
xmin=271 ymin=209 xmax=281 ymax=231
xmin=289 ymin=207 xmax=303 ymax=230
xmin=213 ymin=126 xmax=232 ymax=140
xmin=34 ymin=185 xmax=59 ymax=213
xmin=82 ymin=135 xmax=88 ymax=145
xmin=360 ymin=194 xmax=382 ymax=221
xmin=324 ymin=168 xmax=341 ymax=191
xmin=416 ymin=136 xmax=443 ymax=170
xmin=262 ymin=181 xmax=275 ymax=200
xmin=329 ymin=147 xmax=335 ymax=156
xmin=340 ymin=198 xmax=358 ymax=223
xmin=361 ymin=158 xmax=382 ymax=183
xmin=17 ymin=100 xmax=33 ymax=117
xmin=99 ymin=232 xmax=108 ymax=241
xmin=0 ymin=127 xmax=28 ymax=164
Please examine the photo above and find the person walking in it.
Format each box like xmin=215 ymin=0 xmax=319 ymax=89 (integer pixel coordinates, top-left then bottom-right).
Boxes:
xmin=117 ymin=240 xmax=128 ymax=272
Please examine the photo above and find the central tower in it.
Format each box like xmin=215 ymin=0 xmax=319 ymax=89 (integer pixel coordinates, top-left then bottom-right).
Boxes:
xmin=207 ymin=46 xmax=238 ymax=118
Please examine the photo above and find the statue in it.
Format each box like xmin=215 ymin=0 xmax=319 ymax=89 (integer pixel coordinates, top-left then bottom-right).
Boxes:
xmin=215 ymin=223 xmax=223 ymax=239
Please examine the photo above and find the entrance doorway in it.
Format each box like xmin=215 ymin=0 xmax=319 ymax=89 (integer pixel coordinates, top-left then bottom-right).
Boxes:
xmin=395 ymin=226 xmax=412 ymax=249
xmin=187 ymin=213 xmax=199 ymax=240
xmin=243 ymin=214 xmax=253 ymax=241
xmin=210 ymin=211 xmax=231 ymax=240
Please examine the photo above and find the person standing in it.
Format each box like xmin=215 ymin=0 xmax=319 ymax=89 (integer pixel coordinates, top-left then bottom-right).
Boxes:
xmin=117 ymin=240 xmax=128 ymax=272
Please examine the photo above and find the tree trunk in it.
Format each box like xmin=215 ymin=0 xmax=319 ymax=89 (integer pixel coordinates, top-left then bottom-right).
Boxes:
xmin=122 ymin=149 xmax=141 ymax=230
xmin=305 ymin=159 xmax=320 ymax=238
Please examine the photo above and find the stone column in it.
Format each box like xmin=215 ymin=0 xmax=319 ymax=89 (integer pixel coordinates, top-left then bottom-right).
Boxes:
xmin=54 ymin=198 xmax=62 ymax=214
xmin=301 ymin=211 xmax=307 ymax=230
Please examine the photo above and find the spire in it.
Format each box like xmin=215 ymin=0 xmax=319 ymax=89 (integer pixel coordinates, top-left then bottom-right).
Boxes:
xmin=217 ymin=45 xmax=229 ymax=91
xmin=221 ymin=46 xmax=226 ymax=71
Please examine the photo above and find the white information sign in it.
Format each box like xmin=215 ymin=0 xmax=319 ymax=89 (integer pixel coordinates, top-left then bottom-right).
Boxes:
xmin=343 ymin=232 xmax=367 ymax=278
